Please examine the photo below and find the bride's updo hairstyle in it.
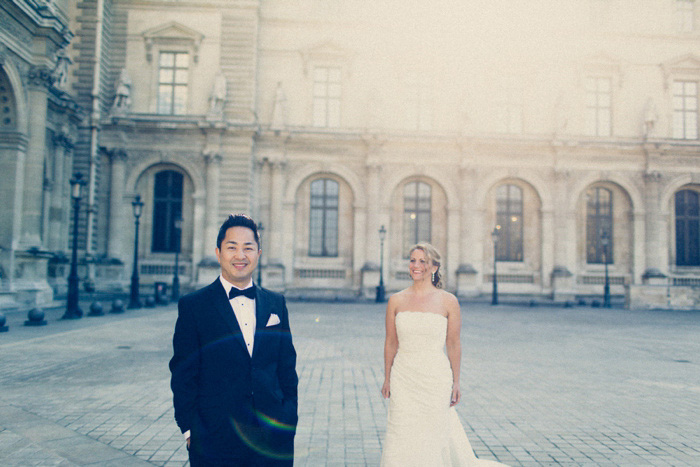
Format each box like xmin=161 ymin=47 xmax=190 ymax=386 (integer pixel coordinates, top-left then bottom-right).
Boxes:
xmin=409 ymin=242 xmax=443 ymax=289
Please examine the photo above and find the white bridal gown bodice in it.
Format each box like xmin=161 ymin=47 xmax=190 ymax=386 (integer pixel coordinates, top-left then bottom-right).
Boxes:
xmin=380 ymin=311 xmax=508 ymax=467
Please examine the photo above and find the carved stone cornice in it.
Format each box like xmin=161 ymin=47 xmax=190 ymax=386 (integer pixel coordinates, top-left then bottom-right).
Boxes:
xmin=203 ymin=151 xmax=222 ymax=165
xmin=52 ymin=131 xmax=75 ymax=150
xmin=105 ymin=148 xmax=128 ymax=163
xmin=27 ymin=65 xmax=53 ymax=89
xmin=644 ymin=171 xmax=662 ymax=183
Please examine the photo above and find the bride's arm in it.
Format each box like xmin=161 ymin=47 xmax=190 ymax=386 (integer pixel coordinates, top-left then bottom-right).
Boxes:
xmin=445 ymin=294 xmax=462 ymax=406
xmin=381 ymin=295 xmax=399 ymax=399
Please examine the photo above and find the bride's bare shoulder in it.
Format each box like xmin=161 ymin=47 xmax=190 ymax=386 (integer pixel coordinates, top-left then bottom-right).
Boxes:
xmin=388 ymin=288 xmax=411 ymax=307
xmin=438 ymin=289 xmax=459 ymax=306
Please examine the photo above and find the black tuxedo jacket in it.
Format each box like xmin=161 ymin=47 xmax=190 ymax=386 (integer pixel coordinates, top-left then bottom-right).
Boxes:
xmin=169 ymin=279 xmax=298 ymax=463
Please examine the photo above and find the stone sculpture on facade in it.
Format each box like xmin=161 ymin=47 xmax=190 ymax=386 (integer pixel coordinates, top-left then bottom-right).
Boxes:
xmin=643 ymin=98 xmax=658 ymax=139
xmin=270 ymin=81 xmax=287 ymax=130
xmin=207 ymin=71 xmax=227 ymax=119
xmin=111 ymin=68 xmax=132 ymax=116
xmin=51 ymin=51 xmax=71 ymax=90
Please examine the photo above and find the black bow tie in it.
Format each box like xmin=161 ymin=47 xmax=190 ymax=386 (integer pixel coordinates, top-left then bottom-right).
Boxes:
xmin=228 ymin=285 xmax=256 ymax=300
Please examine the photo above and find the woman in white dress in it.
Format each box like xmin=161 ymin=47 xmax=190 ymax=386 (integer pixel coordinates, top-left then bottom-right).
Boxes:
xmin=380 ymin=243 xmax=508 ymax=466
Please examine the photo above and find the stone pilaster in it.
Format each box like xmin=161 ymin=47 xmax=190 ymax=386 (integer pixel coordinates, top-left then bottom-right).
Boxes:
xmin=107 ymin=149 xmax=128 ymax=259
xmin=20 ymin=66 xmax=52 ymax=247
xmin=204 ymin=152 xmax=222 ymax=252
xmin=642 ymin=171 xmax=667 ymax=283
xmin=268 ymin=159 xmax=286 ymax=264
xmin=48 ymin=132 xmax=74 ymax=252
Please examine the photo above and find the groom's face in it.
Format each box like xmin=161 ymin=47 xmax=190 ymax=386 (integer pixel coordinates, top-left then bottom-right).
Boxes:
xmin=216 ymin=226 xmax=261 ymax=287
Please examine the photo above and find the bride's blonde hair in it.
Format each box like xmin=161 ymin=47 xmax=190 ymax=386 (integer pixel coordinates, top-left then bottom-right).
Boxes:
xmin=409 ymin=242 xmax=443 ymax=288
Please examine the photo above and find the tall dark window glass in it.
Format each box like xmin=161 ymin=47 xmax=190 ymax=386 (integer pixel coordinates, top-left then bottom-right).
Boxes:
xmin=403 ymin=181 xmax=431 ymax=256
xmin=309 ymin=179 xmax=339 ymax=257
xmin=496 ymin=184 xmax=524 ymax=261
xmin=676 ymin=189 xmax=700 ymax=266
xmin=586 ymin=187 xmax=613 ymax=264
xmin=152 ymin=170 xmax=183 ymax=252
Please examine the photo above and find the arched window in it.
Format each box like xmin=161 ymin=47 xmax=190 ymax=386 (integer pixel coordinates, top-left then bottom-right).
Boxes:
xmin=496 ymin=184 xmax=523 ymax=261
xmin=586 ymin=187 xmax=613 ymax=264
xmin=309 ymin=178 xmax=339 ymax=257
xmin=403 ymin=181 xmax=431 ymax=255
xmin=0 ymin=70 xmax=17 ymax=129
xmin=676 ymin=189 xmax=700 ymax=266
xmin=152 ymin=170 xmax=183 ymax=252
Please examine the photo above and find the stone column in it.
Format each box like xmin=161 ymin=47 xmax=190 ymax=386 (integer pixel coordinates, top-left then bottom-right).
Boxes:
xmin=473 ymin=207 xmax=486 ymax=292
xmin=364 ymin=163 xmax=382 ymax=264
xmin=455 ymin=166 xmax=479 ymax=295
xmin=48 ymin=133 xmax=74 ymax=251
xmin=204 ymin=152 xmax=222 ymax=252
xmin=21 ymin=66 xmax=52 ymax=247
xmin=107 ymin=149 xmax=127 ymax=259
xmin=256 ymin=158 xmax=272 ymax=232
xmin=192 ymin=191 xmax=206 ymax=282
xmin=551 ymin=169 xmax=575 ymax=300
xmin=642 ymin=171 xmax=666 ymax=283
xmin=540 ymin=209 xmax=554 ymax=289
xmin=353 ymin=204 xmax=367 ymax=289
xmin=446 ymin=206 xmax=460 ymax=290
xmin=268 ymin=160 xmax=286 ymax=264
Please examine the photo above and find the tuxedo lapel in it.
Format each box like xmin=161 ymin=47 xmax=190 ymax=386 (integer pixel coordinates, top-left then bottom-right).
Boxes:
xmin=209 ymin=279 xmax=248 ymax=354
xmin=252 ymin=287 xmax=272 ymax=359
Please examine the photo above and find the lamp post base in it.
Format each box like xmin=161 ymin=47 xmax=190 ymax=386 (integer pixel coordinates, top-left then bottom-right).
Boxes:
xmin=375 ymin=285 xmax=385 ymax=303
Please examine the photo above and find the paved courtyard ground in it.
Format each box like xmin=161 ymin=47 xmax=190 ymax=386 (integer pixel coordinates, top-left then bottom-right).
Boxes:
xmin=0 ymin=300 xmax=698 ymax=466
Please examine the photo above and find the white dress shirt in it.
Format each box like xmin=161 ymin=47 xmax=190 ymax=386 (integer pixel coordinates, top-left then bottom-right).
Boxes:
xmin=220 ymin=275 xmax=256 ymax=357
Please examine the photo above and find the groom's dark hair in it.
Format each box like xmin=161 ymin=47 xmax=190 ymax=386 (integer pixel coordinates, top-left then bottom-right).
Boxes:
xmin=217 ymin=214 xmax=260 ymax=249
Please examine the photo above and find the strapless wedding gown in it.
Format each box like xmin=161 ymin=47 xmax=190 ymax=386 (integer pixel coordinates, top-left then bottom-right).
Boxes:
xmin=381 ymin=312 xmax=508 ymax=467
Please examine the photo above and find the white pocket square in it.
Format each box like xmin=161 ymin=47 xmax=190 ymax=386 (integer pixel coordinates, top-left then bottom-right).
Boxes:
xmin=266 ymin=314 xmax=281 ymax=326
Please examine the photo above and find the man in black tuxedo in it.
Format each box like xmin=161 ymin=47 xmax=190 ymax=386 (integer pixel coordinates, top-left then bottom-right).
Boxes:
xmin=169 ymin=214 xmax=298 ymax=466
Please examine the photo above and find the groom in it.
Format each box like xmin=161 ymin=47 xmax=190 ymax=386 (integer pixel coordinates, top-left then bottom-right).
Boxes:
xmin=169 ymin=214 xmax=298 ymax=466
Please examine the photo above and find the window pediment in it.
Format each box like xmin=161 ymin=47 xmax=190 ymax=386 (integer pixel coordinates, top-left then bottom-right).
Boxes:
xmin=662 ymin=54 xmax=700 ymax=89
xmin=580 ymin=52 xmax=624 ymax=87
xmin=142 ymin=21 xmax=204 ymax=63
xmin=300 ymin=41 xmax=352 ymax=76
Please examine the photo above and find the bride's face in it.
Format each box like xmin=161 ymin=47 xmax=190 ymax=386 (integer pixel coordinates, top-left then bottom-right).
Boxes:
xmin=409 ymin=249 xmax=437 ymax=282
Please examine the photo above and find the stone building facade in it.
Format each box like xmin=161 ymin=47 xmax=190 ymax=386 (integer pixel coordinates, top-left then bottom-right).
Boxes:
xmin=2 ymin=0 xmax=700 ymax=309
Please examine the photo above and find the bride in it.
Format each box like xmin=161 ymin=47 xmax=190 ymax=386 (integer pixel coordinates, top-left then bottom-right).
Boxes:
xmin=380 ymin=243 xmax=508 ymax=466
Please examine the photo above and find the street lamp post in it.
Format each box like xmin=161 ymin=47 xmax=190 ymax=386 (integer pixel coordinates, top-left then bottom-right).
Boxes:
xmin=491 ymin=226 xmax=500 ymax=306
xmin=376 ymin=225 xmax=387 ymax=303
xmin=257 ymin=223 xmax=264 ymax=286
xmin=128 ymin=195 xmax=144 ymax=309
xmin=601 ymin=230 xmax=611 ymax=308
xmin=171 ymin=217 xmax=182 ymax=302
xmin=63 ymin=173 xmax=86 ymax=320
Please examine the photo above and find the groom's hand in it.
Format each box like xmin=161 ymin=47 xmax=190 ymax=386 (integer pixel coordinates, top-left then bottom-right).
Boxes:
xmin=186 ymin=436 xmax=191 ymax=449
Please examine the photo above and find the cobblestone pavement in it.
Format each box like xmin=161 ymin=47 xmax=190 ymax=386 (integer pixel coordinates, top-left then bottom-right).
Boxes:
xmin=0 ymin=301 xmax=699 ymax=466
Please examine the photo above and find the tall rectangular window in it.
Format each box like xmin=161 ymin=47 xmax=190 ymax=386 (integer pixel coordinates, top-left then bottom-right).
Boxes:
xmin=585 ymin=77 xmax=612 ymax=136
xmin=676 ymin=190 xmax=700 ymax=266
xmin=586 ymin=187 xmax=613 ymax=264
xmin=312 ymin=67 xmax=341 ymax=127
xmin=152 ymin=170 xmax=183 ymax=252
xmin=158 ymin=52 xmax=188 ymax=115
xmin=496 ymin=184 xmax=524 ymax=262
xmin=309 ymin=179 xmax=339 ymax=257
xmin=495 ymin=78 xmax=523 ymax=134
xmin=677 ymin=0 xmax=695 ymax=33
xmin=403 ymin=182 xmax=431 ymax=256
xmin=405 ymin=72 xmax=432 ymax=131
xmin=673 ymin=81 xmax=698 ymax=139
